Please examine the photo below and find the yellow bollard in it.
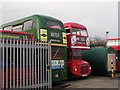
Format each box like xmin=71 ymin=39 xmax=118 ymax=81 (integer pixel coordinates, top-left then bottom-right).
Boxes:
xmin=110 ymin=58 xmax=114 ymax=79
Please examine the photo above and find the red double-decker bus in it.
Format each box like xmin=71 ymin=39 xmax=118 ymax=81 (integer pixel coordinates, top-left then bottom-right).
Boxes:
xmin=64 ymin=22 xmax=91 ymax=78
xmin=106 ymin=38 xmax=120 ymax=71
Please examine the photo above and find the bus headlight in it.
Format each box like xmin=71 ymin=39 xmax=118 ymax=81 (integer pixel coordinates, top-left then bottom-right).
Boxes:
xmin=86 ymin=37 xmax=90 ymax=46
xmin=71 ymin=35 xmax=76 ymax=45
xmin=74 ymin=68 xmax=78 ymax=71
xmin=89 ymin=67 xmax=91 ymax=70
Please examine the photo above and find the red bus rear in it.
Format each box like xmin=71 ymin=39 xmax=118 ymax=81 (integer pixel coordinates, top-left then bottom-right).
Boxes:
xmin=106 ymin=38 xmax=120 ymax=71
xmin=64 ymin=22 xmax=91 ymax=78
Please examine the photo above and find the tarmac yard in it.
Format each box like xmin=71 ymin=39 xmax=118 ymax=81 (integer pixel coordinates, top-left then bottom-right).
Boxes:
xmin=53 ymin=73 xmax=120 ymax=88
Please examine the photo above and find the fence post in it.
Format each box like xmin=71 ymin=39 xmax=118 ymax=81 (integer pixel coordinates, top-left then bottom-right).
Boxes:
xmin=48 ymin=40 xmax=52 ymax=88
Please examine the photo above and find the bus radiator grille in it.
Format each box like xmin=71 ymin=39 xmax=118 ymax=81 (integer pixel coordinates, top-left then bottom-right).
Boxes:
xmin=80 ymin=65 xmax=89 ymax=75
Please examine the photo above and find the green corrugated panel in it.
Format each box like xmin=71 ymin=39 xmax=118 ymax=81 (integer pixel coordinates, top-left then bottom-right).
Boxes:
xmin=82 ymin=47 xmax=117 ymax=75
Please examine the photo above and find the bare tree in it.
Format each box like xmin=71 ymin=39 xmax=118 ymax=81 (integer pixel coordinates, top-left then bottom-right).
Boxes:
xmin=90 ymin=36 xmax=106 ymax=47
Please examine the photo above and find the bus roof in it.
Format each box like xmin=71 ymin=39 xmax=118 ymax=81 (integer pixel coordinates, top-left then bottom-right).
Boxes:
xmin=0 ymin=14 xmax=63 ymax=28
xmin=64 ymin=22 xmax=87 ymax=30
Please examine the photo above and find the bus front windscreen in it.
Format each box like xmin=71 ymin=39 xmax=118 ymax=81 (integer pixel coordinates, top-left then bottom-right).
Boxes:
xmin=73 ymin=49 xmax=82 ymax=60
xmin=52 ymin=47 xmax=64 ymax=59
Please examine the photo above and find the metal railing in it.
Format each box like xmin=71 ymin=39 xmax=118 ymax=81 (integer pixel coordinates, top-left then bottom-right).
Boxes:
xmin=0 ymin=40 xmax=52 ymax=89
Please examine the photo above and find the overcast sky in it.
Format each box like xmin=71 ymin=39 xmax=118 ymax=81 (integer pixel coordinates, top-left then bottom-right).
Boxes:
xmin=0 ymin=0 xmax=119 ymax=39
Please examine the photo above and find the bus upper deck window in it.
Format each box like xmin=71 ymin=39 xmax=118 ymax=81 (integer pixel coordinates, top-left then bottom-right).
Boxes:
xmin=107 ymin=39 xmax=120 ymax=46
xmin=107 ymin=40 xmax=116 ymax=46
xmin=12 ymin=23 xmax=22 ymax=31
xmin=65 ymin=28 xmax=70 ymax=34
xmin=23 ymin=20 xmax=35 ymax=30
xmin=46 ymin=21 xmax=61 ymax=29
xmin=72 ymin=28 xmax=80 ymax=35
xmin=116 ymin=40 xmax=120 ymax=46
xmin=81 ymin=30 xmax=87 ymax=36
xmin=3 ymin=26 xmax=12 ymax=31
xmin=77 ymin=31 xmax=80 ymax=35
xmin=72 ymin=32 xmax=76 ymax=35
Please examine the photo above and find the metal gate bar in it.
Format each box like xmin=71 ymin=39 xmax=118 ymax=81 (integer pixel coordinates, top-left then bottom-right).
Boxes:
xmin=0 ymin=39 xmax=52 ymax=89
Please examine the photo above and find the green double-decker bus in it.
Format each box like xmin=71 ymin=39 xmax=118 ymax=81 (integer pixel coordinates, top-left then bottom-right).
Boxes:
xmin=0 ymin=14 xmax=68 ymax=82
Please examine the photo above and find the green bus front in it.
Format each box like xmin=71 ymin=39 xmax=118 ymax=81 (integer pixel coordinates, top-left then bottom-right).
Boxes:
xmin=0 ymin=15 xmax=68 ymax=82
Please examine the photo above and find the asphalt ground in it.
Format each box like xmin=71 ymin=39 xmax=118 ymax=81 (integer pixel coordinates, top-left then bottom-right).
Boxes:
xmin=53 ymin=73 xmax=120 ymax=88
